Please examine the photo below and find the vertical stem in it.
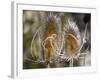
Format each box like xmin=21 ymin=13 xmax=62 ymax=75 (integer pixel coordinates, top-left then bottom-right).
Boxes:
xmin=38 ymin=31 xmax=42 ymax=59
xmin=78 ymin=23 xmax=88 ymax=53
xmin=69 ymin=58 xmax=73 ymax=67
xmin=83 ymin=54 xmax=86 ymax=66
xmin=82 ymin=23 xmax=88 ymax=66
xmin=47 ymin=61 xmax=50 ymax=68
xmin=47 ymin=64 xmax=50 ymax=68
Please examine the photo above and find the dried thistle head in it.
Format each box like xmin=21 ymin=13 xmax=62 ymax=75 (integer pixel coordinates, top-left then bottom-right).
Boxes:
xmin=64 ymin=19 xmax=81 ymax=59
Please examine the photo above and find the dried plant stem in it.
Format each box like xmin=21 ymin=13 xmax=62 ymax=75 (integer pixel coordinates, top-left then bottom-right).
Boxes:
xmin=30 ymin=27 xmax=41 ymax=58
xmin=47 ymin=63 xmax=50 ymax=68
xmin=69 ymin=58 xmax=73 ymax=67
xmin=79 ymin=23 xmax=88 ymax=52
xmin=38 ymin=31 xmax=42 ymax=59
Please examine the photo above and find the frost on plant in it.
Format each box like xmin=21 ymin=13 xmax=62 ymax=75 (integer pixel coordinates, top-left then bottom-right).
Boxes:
xmin=23 ymin=11 xmax=91 ymax=69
